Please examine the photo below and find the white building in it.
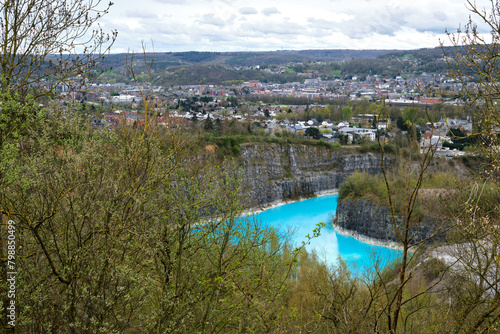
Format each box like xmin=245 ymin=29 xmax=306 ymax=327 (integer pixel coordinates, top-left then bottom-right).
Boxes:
xmin=338 ymin=127 xmax=377 ymax=142
xmin=111 ymin=95 xmax=135 ymax=103
xmin=422 ymin=135 xmax=450 ymax=148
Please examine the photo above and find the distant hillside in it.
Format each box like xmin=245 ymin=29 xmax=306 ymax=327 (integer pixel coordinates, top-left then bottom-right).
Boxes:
xmin=293 ymin=49 xmax=401 ymax=60
xmin=377 ymin=46 xmax=461 ymax=61
xmin=103 ymin=49 xmax=412 ymax=69
xmin=97 ymin=46 xmax=453 ymax=85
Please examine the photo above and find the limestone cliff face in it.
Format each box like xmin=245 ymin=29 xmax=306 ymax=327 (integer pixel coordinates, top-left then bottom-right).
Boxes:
xmin=334 ymin=198 xmax=446 ymax=245
xmin=238 ymin=143 xmax=445 ymax=244
xmin=239 ymin=143 xmax=385 ymax=207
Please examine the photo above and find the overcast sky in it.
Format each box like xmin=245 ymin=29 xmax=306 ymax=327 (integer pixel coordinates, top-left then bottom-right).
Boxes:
xmin=99 ymin=0 xmax=493 ymax=53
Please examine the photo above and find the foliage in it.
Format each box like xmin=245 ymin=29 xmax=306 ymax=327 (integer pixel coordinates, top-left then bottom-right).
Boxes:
xmin=396 ymin=116 xmax=408 ymax=131
xmin=203 ymin=114 xmax=214 ymax=131
xmin=0 ymin=0 xmax=116 ymax=100
xmin=0 ymin=115 xmax=304 ymax=332
xmin=97 ymin=46 xmax=461 ymax=86
xmin=338 ymin=134 xmax=349 ymax=145
xmin=339 ymin=161 xmax=460 ymax=219
xmin=305 ymin=127 xmax=320 ymax=139
xmin=0 ymin=88 xmax=40 ymax=148
xmin=339 ymin=171 xmax=388 ymax=202
xmin=5 ymin=1 xmax=500 ymax=332
xmin=444 ymin=0 xmax=500 ymax=185
xmin=342 ymin=106 xmax=353 ymax=121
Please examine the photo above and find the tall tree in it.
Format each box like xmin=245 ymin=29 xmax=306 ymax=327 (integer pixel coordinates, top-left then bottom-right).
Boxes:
xmin=0 ymin=0 xmax=117 ymax=101
xmin=342 ymin=106 xmax=353 ymax=121
xmin=444 ymin=0 xmax=500 ymax=183
xmin=203 ymin=114 xmax=214 ymax=131
xmin=305 ymin=127 xmax=320 ymax=139
xmin=0 ymin=115 xmax=302 ymax=332
xmin=442 ymin=1 xmax=500 ymax=331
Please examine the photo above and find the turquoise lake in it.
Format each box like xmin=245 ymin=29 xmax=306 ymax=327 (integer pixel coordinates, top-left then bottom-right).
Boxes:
xmin=254 ymin=194 xmax=403 ymax=272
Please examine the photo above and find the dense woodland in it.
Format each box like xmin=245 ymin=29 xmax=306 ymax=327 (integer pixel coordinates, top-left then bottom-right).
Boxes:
xmin=2 ymin=0 xmax=500 ymax=333
xmin=97 ymin=47 xmax=456 ymax=86
xmin=2 ymin=106 xmax=500 ymax=333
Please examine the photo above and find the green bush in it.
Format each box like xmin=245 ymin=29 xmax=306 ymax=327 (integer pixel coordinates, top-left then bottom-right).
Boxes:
xmin=370 ymin=143 xmax=381 ymax=152
xmin=338 ymin=171 xmax=387 ymax=201
xmin=401 ymin=147 xmax=410 ymax=158
xmin=384 ymin=144 xmax=396 ymax=154
xmin=359 ymin=143 xmax=370 ymax=153
xmin=422 ymin=258 xmax=448 ymax=281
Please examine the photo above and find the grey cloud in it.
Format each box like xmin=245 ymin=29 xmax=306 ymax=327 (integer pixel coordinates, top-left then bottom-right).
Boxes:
xmin=239 ymin=7 xmax=258 ymax=15
xmin=110 ymin=0 xmax=465 ymax=52
xmin=145 ymin=20 xmax=187 ymax=35
xmin=124 ymin=9 xmax=158 ymax=19
xmin=394 ymin=9 xmax=451 ymax=34
xmin=198 ymin=13 xmax=226 ymax=27
xmin=200 ymin=32 xmax=234 ymax=42
xmin=152 ymin=0 xmax=189 ymax=4
xmin=307 ymin=18 xmax=340 ymax=32
xmin=240 ymin=21 xmax=306 ymax=37
xmin=332 ymin=2 xmax=466 ymax=38
xmin=338 ymin=5 xmax=443 ymax=39
xmin=339 ymin=12 xmax=399 ymax=39
xmin=262 ymin=7 xmax=280 ymax=16
xmin=433 ymin=11 xmax=448 ymax=22
xmin=226 ymin=14 xmax=237 ymax=25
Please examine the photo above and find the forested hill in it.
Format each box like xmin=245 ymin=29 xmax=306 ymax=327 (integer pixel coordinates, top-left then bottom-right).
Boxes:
xmin=97 ymin=46 xmax=457 ymax=85
xmin=103 ymin=46 xmax=451 ymax=69
xmin=377 ymin=46 xmax=461 ymax=61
